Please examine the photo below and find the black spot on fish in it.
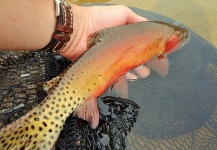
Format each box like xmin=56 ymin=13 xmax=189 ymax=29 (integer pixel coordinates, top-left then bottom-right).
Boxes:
xmin=31 ymin=125 xmax=35 ymax=130
xmin=21 ymin=135 xmax=24 ymax=139
xmin=20 ymin=146 xmax=25 ymax=150
xmin=34 ymin=134 xmax=38 ymax=138
xmin=1 ymin=139 xmax=5 ymax=143
xmin=7 ymin=143 xmax=12 ymax=149
xmin=39 ymin=127 xmax=43 ymax=131
xmin=46 ymin=104 xmax=50 ymax=108
xmin=40 ymin=140 xmax=45 ymax=143
xmin=25 ymin=127 xmax=29 ymax=131
xmin=42 ymin=122 xmax=47 ymax=127
xmin=34 ymin=118 xmax=39 ymax=121
xmin=43 ymin=115 xmax=48 ymax=120
xmin=3 ymin=143 xmax=7 ymax=148
xmin=6 ymin=134 xmax=11 ymax=138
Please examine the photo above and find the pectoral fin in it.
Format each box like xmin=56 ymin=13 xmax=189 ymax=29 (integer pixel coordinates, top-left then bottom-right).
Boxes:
xmin=146 ymin=56 xmax=170 ymax=77
xmin=107 ymin=76 xmax=128 ymax=99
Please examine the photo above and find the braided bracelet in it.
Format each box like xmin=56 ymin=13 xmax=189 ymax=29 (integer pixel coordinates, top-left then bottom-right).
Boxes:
xmin=41 ymin=0 xmax=73 ymax=53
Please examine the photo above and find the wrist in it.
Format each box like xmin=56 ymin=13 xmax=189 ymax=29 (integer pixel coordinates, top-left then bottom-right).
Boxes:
xmin=41 ymin=0 xmax=73 ymax=53
xmin=58 ymin=4 xmax=88 ymax=60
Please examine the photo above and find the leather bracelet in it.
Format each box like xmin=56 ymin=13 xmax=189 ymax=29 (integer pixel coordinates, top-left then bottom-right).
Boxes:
xmin=41 ymin=0 xmax=73 ymax=53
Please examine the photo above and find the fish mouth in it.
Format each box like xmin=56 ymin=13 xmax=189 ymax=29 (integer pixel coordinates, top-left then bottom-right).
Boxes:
xmin=181 ymin=30 xmax=191 ymax=46
xmin=175 ymin=29 xmax=191 ymax=51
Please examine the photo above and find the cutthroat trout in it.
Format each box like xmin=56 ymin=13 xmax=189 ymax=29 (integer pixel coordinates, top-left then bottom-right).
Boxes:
xmin=0 ymin=21 xmax=189 ymax=149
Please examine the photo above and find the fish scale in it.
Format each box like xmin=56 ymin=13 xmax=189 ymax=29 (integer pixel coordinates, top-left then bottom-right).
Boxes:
xmin=0 ymin=21 xmax=189 ymax=149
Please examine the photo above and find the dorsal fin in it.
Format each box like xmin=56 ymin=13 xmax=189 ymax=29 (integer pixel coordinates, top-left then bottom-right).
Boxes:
xmin=87 ymin=31 xmax=104 ymax=49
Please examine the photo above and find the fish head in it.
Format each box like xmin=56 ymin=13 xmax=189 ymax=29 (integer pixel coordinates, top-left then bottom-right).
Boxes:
xmin=147 ymin=21 xmax=190 ymax=77
xmin=163 ymin=23 xmax=190 ymax=55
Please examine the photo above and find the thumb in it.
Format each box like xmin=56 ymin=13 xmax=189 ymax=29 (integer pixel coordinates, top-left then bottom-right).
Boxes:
xmin=123 ymin=7 xmax=148 ymax=24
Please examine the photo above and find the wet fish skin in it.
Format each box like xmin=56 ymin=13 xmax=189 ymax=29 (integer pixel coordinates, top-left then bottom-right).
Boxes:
xmin=0 ymin=21 xmax=189 ymax=150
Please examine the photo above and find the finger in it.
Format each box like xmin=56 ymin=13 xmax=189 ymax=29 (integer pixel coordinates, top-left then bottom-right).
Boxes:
xmin=133 ymin=65 xmax=151 ymax=78
xmin=126 ymin=72 xmax=138 ymax=80
xmin=123 ymin=6 xmax=148 ymax=24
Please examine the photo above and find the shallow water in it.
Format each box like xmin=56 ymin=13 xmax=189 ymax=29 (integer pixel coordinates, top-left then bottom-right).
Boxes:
xmin=71 ymin=0 xmax=217 ymax=48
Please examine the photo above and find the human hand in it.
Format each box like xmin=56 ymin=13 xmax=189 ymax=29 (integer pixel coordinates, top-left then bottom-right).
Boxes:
xmin=59 ymin=4 xmax=150 ymax=79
